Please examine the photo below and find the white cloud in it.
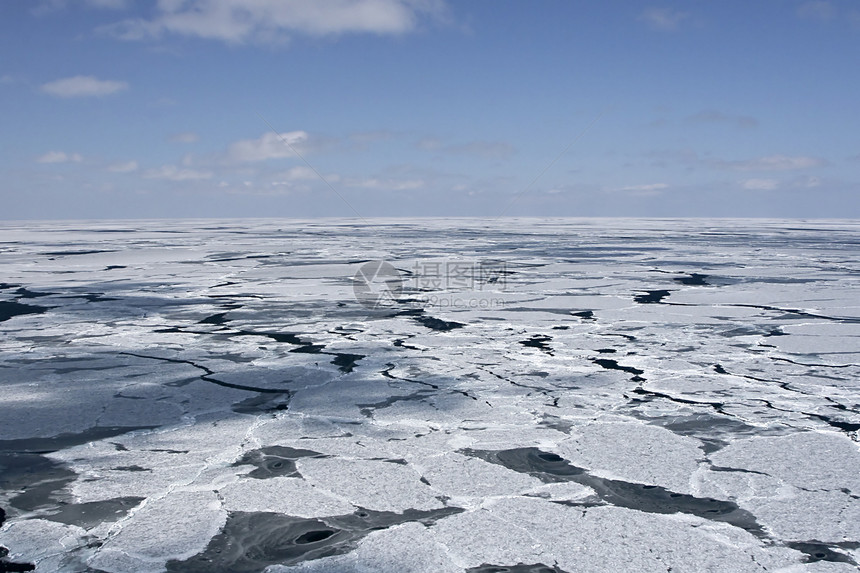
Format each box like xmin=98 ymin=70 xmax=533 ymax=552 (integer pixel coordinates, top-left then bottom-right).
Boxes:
xmin=349 ymin=130 xmax=395 ymax=145
xmin=417 ymin=137 xmax=442 ymax=151
xmin=741 ymin=178 xmax=779 ymax=190
xmin=722 ymin=155 xmax=826 ymax=171
xmin=417 ymin=138 xmax=516 ymax=159
xmin=648 ymin=149 xmax=829 ymax=174
xmin=86 ymin=0 xmax=130 ymax=8
xmin=446 ymin=141 xmax=515 ymax=159
xmin=228 ymin=131 xmax=308 ymax=161
xmin=34 ymin=0 xmax=129 ymax=13
xmin=107 ymin=160 xmax=138 ymax=172
xmin=268 ymin=167 xmax=340 ymax=189
xmin=617 ymin=183 xmax=668 ymax=192
xmin=41 ymin=75 xmax=128 ymax=98
xmin=797 ymin=1 xmax=835 ymax=20
xmin=347 ymin=177 xmax=424 ymax=191
xmin=170 ymin=131 xmax=199 ymax=143
xmin=144 ymin=165 xmax=212 ymax=181
xmin=37 ymin=151 xmax=83 ymax=163
xmin=150 ymin=97 xmax=178 ymax=107
xmin=0 ymin=75 xmax=17 ymax=85
xmin=32 ymin=0 xmax=67 ymax=16
xmin=269 ymin=165 xmax=326 ymax=189
xmin=686 ymin=110 xmax=758 ymax=129
xmin=280 ymin=166 xmax=317 ymax=180
xmin=804 ymin=176 xmax=822 ymax=188
xmin=640 ymin=7 xmax=689 ymax=31
xmin=103 ymin=0 xmax=446 ymax=44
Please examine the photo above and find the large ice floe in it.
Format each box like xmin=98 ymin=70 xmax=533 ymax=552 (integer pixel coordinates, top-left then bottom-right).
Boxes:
xmin=1 ymin=218 xmax=859 ymax=572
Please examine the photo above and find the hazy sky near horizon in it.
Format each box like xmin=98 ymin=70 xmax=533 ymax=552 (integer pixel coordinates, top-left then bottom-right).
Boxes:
xmin=2 ymin=0 xmax=859 ymax=219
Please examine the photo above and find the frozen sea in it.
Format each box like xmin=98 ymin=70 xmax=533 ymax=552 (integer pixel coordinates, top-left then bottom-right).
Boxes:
xmin=1 ymin=218 xmax=859 ymax=572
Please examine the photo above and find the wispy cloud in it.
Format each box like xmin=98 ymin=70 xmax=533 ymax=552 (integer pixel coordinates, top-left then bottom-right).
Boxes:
xmin=417 ymin=138 xmax=516 ymax=159
xmin=801 ymin=175 xmax=821 ymax=188
xmin=416 ymin=137 xmax=442 ymax=151
xmin=107 ymin=160 xmax=138 ymax=172
xmin=347 ymin=177 xmax=424 ymax=191
xmin=347 ymin=130 xmax=398 ymax=150
xmin=277 ymin=166 xmax=325 ymax=181
xmin=86 ymin=0 xmax=130 ymax=8
xmin=685 ymin=110 xmax=758 ymax=129
xmin=719 ymin=155 xmax=826 ymax=171
xmin=349 ymin=131 xmax=396 ymax=144
xmin=646 ymin=149 xmax=829 ymax=175
xmin=263 ymin=166 xmax=341 ymax=190
xmin=150 ymin=97 xmax=178 ymax=108
xmin=102 ymin=0 xmax=447 ymax=44
xmin=446 ymin=141 xmax=515 ymax=159
xmin=144 ymin=165 xmax=212 ymax=181
xmin=797 ymin=1 xmax=835 ymax=21
xmin=741 ymin=178 xmax=779 ymax=190
xmin=227 ymin=131 xmax=309 ymax=162
xmin=41 ymin=75 xmax=128 ymax=97
xmin=34 ymin=0 xmax=130 ymax=14
xmin=639 ymin=7 xmax=689 ymax=31
xmin=617 ymin=183 xmax=668 ymax=192
xmin=37 ymin=151 xmax=83 ymax=163
xmin=169 ymin=132 xmax=199 ymax=143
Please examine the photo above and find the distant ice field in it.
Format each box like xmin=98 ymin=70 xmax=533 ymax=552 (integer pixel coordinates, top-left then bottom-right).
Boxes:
xmin=1 ymin=218 xmax=859 ymax=572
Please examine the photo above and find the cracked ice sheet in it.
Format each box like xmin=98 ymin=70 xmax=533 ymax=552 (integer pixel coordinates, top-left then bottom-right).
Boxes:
xmin=554 ymin=421 xmax=705 ymax=494
xmin=699 ymin=431 xmax=860 ymax=543
xmin=48 ymin=415 xmax=261 ymax=502
xmin=268 ymin=522 xmax=463 ymax=573
xmin=220 ymin=477 xmax=356 ymax=517
xmin=2 ymin=218 xmax=860 ymax=572
xmin=286 ymin=496 xmax=804 ymax=573
xmin=296 ymin=457 xmax=444 ymax=512
xmin=410 ymin=452 xmax=550 ymax=502
xmin=0 ymin=519 xmax=89 ymax=572
xmin=89 ymin=490 xmax=226 ymax=573
xmin=769 ymin=323 xmax=860 ymax=359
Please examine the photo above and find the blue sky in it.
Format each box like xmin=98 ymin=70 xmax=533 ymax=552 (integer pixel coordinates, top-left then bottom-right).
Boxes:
xmin=2 ymin=0 xmax=858 ymax=219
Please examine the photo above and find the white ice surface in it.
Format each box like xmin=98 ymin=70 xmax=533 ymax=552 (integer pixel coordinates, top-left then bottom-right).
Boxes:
xmin=1 ymin=218 xmax=858 ymax=572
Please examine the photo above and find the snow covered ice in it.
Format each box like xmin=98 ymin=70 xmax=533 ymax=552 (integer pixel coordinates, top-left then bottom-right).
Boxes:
xmin=1 ymin=218 xmax=859 ymax=572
